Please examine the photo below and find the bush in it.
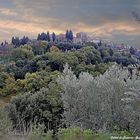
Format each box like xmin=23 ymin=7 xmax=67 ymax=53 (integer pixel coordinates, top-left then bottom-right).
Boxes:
xmin=0 ymin=109 xmax=11 ymax=136
xmin=58 ymin=128 xmax=94 ymax=140
xmin=6 ymin=88 xmax=63 ymax=134
xmin=58 ymin=64 xmax=140 ymax=134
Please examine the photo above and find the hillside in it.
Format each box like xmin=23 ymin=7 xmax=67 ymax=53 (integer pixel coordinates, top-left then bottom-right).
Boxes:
xmin=0 ymin=33 xmax=140 ymax=139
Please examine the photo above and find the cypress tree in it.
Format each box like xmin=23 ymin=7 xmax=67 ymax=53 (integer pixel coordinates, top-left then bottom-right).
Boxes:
xmin=52 ymin=32 xmax=56 ymax=42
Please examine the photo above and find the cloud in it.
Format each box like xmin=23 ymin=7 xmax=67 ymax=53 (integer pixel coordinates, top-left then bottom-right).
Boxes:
xmin=0 ymin=8 xmax=17 ymax=16
xmin=0 ymin=0 xmax=139 ymax=48
xmin=0 ymin=18 xmax=139 ymax=41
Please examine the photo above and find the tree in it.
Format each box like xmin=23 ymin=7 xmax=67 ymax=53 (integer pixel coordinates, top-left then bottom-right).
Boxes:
xmin=0 ymin=72 xmax=16 ymax=96
xmin=50 ymin=46 xmax=60 ymax=53
xmin=47 ymin=32 xmax=51 ymax=42
xmin=37 ymin=33 xmax=48 ymax=41
xmin=11 ymin=37 xmax=20 ymax=47
xmin=121 ymin=75 xmax=140 ymax=134
xmin=16 ymin=70 xmax=61 ymax=93
xmin=11 ymin=37 xmax=15 ymax=45
xmin=65 ymin=30 xmax=73 ymax=42
xmin=99 ymin=47 xmax=110 ymax=58
xmin=98 ymin=40 xmax=102 ymax=46
xmin=52 ymin=32 xmax=56 ymax=42
xmin=45 ymin=52 xmax=64 ymax=71
xmin=66 ymin=30 xmax=69 ymax=41
xmin=6 ymin=87 xmax=63 ymax=134
xmin=1 ymin=42 xmax=4 ymax=46
xmin=37 ymin=34 xmax=41 ymax=40
xmin=80 ymin=46 xmax=102 ymax=64
xmin=129 ymin=46 xmax=136 ymax=55
xmin=20 ymin=36 xmax=29 ymax=45
xmin=21 ymin=44 xmax=32 ymax=52
xmin=109 ymin=48 xmax=114 ymax=56
xmin=58 ymin=64 xmax=140 ymax=132
xmin=69 ymin=30 xmax=73 ymax=41
xmin=11 ymin=48 xmax=34 ymax=62
xmin=0 ymin=110 xmax=11 ymax=135
xmin=40 ymin=41 xmax=48 ymax=54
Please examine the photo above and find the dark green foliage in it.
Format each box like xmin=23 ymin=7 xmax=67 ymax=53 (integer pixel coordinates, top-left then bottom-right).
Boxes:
xmin=6 ymin=44 xmax=135 ymax=80
xmin=56 ymin=42 xmax=84 ymax=51
xmin=0 ymin=35 xmax=139 ymax=137
xmin=47 ymin=32 xmax=51 ymax=42
xmin=6 ymin=87 xmax=63 ymax=133
xmin=37 ymin=32 xmax=51 ymax=42
xmin=20 ymin=36 xmax=29 ymax=45
xmin=79 ymin=46 xmax=102 ymax=64
xmin=6 ymin=60 xmax=38 ymax=79
xmin=37 ymin=32 xmax=48 ymax=41
xmin=65 ymin=30 xmax=73 ymax=42
xmin=11 ymin=37 xmax=20 ymax=47
xmin=52 ymin=32 xmax=56 ymax=42
xmin=0 ymin=72 xmax=16 ymax=96
xmin=69 ymin=30 xmax=73 ymax=41
xmin=11 ymin=47 xmax=34 ymax=62
xmin=66 ymin=30 xmax=69 ymax=41
xmin=129 ymin=46 xmax=136 ymax=55
xmin=11 ymin=36 xmax=29 ymax=47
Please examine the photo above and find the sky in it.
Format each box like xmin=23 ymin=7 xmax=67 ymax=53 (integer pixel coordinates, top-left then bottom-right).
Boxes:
xmin=0 ymin=0 xmax=140 ymax=48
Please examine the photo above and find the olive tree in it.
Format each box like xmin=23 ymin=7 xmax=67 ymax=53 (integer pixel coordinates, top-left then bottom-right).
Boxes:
xmin=58 ymin=64 xmax=140 ymax=133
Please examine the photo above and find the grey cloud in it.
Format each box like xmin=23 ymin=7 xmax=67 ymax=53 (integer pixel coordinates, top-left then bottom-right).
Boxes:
xmin=8 ymin=0 xmax=140 ymax=26
xmin=0 ymin=0 xmax=139 ymax=48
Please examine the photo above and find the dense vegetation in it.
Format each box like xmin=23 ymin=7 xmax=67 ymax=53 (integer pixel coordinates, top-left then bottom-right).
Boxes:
xmin=0 ymin=35 xmax=140 ymax=139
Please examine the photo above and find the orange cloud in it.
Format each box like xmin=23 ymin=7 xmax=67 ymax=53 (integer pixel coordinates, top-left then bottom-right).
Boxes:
xmin=0 ymin=16 xmax=139 ymax=42
xmin=72 ymin=21 xmax=140 ymax=37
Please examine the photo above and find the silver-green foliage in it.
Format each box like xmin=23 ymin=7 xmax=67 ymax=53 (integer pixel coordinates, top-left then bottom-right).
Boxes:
xmin=58 ymin=64 xmax=140 ymax=133
xmin=0 ymin=109 xmax=11 ymax=136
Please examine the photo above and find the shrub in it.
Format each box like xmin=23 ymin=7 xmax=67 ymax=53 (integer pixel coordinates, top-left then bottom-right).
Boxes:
xmin=58 ymin=64 xmax=140 ymax=134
